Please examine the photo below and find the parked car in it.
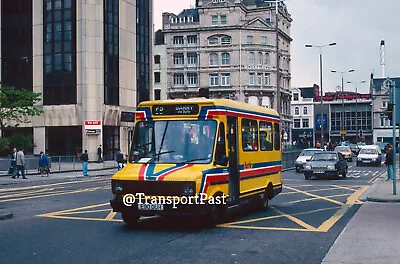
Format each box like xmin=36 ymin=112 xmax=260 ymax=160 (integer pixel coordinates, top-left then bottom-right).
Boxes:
xmin=303 ymin=151 xmax=348 ymax=180
xmin=356 ymin=145 xmax=382 ymax=166
xmin=334 ymin=146 xmax=353 ymax=161
xmin=294 ymin=148 xmax=324 ymax=172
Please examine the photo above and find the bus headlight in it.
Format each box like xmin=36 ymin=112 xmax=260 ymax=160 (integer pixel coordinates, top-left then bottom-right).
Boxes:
xmin=182 ymin=183 xmax=195 ymax=196
xmin=113 ymin=182 xmax=123 ymax=194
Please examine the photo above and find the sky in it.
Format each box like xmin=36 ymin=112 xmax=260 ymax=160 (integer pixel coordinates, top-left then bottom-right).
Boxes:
xmin=153 ymin=0 xmax=400 ymax=94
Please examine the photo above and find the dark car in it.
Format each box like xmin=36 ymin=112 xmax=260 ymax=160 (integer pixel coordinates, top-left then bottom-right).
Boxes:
xmin=303 ymin=151 xmax=348 ymax=180
xmin=375 ymin=142 xmax=389 ymax=153
xmin=349 ymin=143 xmax=360 ymax=155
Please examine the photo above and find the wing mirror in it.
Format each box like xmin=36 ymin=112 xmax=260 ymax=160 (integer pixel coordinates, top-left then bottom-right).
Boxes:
xmin=306 ymin=159 xmax=310 ymax=162
xmin=215 ymin=155 xmax=229 ymax=166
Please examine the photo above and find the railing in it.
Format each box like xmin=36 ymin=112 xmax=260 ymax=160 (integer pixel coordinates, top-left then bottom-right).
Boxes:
xmin=282 ymin=150 xmax=302 ymax=170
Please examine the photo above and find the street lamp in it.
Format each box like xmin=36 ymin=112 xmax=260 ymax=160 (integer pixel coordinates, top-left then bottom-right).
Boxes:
xmin=347 ymin=80 xmax=366 ymax=143
xmin=305 ymin=42 xmax=336 ymax=148
xmin=331 ymin=69 xmax=354 ymax=142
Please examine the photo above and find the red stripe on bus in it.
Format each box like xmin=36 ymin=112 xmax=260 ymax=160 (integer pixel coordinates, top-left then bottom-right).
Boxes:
xmin=157 ymin=164 xmax=194 ymax=181
xmin=138 ymin=164 xmax=147 ymax=180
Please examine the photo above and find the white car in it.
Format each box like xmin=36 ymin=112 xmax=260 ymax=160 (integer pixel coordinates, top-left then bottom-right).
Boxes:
xmin=356 ymin=145 xmax=382 ymax=166
xmin=295 ymin=148 xmax=324 ymax=172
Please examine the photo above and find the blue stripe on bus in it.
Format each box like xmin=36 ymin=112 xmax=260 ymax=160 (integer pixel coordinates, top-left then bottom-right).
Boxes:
xmin=198 ymin=105 xmax=280 ymax=120
xmin=239 ymin=160 xmax=282 ymax=170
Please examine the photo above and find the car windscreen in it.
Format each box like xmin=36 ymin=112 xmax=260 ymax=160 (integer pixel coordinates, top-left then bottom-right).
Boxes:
xmin=310 ymin=153 xmax=338 ymax=161
xmin=359 ymin=148 xmax=377 ymax=155
xmin=300 ymin=150 xmax=322 ymax=156
xmin=335 ymin=147 xmax=350 ymax=151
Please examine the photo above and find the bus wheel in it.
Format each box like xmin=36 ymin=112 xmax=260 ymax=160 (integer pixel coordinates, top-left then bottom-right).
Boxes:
xmin=259 ymin=192 xmax=269 ymax=210
xmin=205 ymin=199 xmax=225 ymax=227
xmin=122 ymin=213 xmax=140 ymax=229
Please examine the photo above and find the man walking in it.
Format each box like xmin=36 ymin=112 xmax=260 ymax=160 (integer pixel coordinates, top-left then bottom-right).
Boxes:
xmin=97 ymin=145 xmax=103 ymax=163
xmin=15 ymin=148 xmax=27 ymax=179
xmin=80 ymin=150 xmax=89 ymax=176
xmin=385 ymin=144 xmax=394 ymax=181
xmin=10 ymin=148 xmax=17 ymax=178
xmin=116 ymin=149 xmax=124 ymax=170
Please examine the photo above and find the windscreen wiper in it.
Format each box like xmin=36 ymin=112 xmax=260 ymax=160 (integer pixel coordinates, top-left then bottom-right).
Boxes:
xmin=178 ymin=158 xmax=210 ymax=164
xmin=146 ymin=150 xmax=176 ymax=164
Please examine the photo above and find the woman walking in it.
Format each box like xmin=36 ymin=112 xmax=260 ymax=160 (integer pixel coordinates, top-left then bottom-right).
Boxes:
xmin=39 ymin=151 xmax=50 ymax=177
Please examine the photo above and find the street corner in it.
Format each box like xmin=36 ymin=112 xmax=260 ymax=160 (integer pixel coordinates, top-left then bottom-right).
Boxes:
xmin=0 ymin=209 xmax=13 ymax=220
xmin=218 ymin=184 xmax=368 ymax=233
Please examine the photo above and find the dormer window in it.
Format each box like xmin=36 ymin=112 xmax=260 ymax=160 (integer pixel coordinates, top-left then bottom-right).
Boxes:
xmin=208 ymin=37 xmax=218 ymax=45
xmin=293 ymin=93 xmax=299 ymax=101
xmin=221 ymin=36 xmax=231 ymax=45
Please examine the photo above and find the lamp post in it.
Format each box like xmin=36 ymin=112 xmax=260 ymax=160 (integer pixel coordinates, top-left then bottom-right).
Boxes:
xmin=305 ymin=42 xmax=336 ymax=148
xmin=331 ymin=69 xmax=354 ymax=142
xmin=347 ymin=80 xmax=366 ymax=143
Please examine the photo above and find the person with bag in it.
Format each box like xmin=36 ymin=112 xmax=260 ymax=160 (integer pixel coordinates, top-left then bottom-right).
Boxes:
xmin=384 ymin=144 xmax=394 ymax=181
xmin=38 ymin=151 xmax=50 ymax=177
xmin=15 ymin=148 xmax=27 ymax=179
xmin=116 ymin=149 xmax=125 ymax=170
xmin=80 ymin=150 xmax=89 ymax=176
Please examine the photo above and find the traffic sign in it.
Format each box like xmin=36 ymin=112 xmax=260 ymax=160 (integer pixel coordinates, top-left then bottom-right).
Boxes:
xmin=340 ymin=130 xmax=346 ymax=135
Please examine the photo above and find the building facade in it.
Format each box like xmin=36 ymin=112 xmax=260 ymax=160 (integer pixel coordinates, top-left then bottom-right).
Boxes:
xmin=371 ymin=77 xmax=400 ymax=143
xmin=291 ymin=87 xmax=315 ymax=148
xmin=1 ymin=0 xmax=153 ymax=159
xmin=153 ymin=30 xmax=168 ymax=100
xmin=162 ymin=0 xmax=293 ymax=134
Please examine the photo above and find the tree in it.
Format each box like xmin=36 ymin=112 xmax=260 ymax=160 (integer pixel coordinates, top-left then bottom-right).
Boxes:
xmin=0 ymin=85 xmax=43 ymax=138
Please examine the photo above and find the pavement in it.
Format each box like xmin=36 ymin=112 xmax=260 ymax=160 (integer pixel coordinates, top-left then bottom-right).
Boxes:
xmin=322 ymin=170 xmax=400 ymax=264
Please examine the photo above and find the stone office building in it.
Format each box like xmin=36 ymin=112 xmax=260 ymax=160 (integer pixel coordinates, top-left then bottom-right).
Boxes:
xmin=0 ymin=0 xmax=153 ymax=159
xmin=162 ymin=0 xmax=293 ymax=134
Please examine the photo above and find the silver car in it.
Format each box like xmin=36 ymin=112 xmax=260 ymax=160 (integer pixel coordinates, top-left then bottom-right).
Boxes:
xmin=295 ymin=148 xmax=324 ymax=173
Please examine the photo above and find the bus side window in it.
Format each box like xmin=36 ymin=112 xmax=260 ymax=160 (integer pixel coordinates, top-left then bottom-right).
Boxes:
xmin=215 ymin=123 xmax=226 ymax=162
xmin=274 ymin=123 xmax=281 ymax=151
xmin=260 ymin=121 xmax=273 ymax=151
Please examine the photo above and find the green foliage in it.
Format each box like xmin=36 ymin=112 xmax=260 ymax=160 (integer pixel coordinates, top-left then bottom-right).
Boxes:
xmin=0 ymin=134 xmax=35 ymax=156
xmin=0 ymin=85 xmax=43 ymax=137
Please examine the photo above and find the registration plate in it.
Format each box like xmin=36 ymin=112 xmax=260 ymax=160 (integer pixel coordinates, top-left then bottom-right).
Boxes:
xmin=364 ymin=161 xmax=370 ymax=163
xmin=313 ymin=170 xmax=325 ymax=174
xmin=138 ymin=204 xmax=164 ymax=211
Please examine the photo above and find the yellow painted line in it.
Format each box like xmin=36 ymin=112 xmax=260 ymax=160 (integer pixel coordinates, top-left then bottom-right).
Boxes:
xmin=56 ymin=209 xmax=112 ymax=216
xmin=368 ymin=170 xmax=386 ymax=183
xmin=39 ymin=214 xmax=123 ymax=222
xmin=222 ymin=206 xmax=340 ymax=226
xmin=280 ymin=193 xmax=351 ymax=205
xmin=317 ymin=186 xmax=368 ymax=232
xmin=332 ymin=185 xmax=360 ymax=192
xmin=105 ymin=211 xmax=117 ymax=220
xmin=218 ymin=224 xmax=319 ymax=232
xmin=0 ymin=186 xmax=107 ymax=203
xmin=0 ymin=178 xmax=109 ymax=193
xmin=39 ymin=203 xmax=110 ymax=216
xmin=0 ymin=188 xmax=56 ymax=199
xmin=271 ymin=206 xmax=317 ymax=231
xmin=285 ymin=186 xmax=344 ymax=206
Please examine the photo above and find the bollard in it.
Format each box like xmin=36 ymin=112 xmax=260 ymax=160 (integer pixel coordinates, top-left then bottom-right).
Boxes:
xmin=73 ymin=156 xmax=75 ymax=171
xmin=58 ymin=156 xmax=61 ymax=172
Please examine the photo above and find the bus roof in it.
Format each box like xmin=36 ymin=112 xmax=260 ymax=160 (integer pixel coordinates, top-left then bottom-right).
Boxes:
xmin=138 ymin=98 xmax=279 ymax=117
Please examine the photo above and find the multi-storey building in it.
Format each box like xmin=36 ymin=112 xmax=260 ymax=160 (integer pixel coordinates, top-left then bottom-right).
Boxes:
xmin=153 ymin=30 xmax=168 ymax=100
xmin=371 ymin=77 xmax=400 ymax=143
xmin=162 ymin=0 xmax=293 ymax=134
xmin=0 ymin=0 xmax=153 ymax=159
xmin=291 ymin=86 xmax=316 ymax=147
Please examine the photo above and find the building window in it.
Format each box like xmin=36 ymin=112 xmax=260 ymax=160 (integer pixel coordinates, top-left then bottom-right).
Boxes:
xmin=247 ymin=35 xmax=253 ymax=44
xmin=187 ymin=53 xmax=197 ymax=65
xmin=154 ymin=89 xmax=161 ymax=100
xmin=187 ymin=73 xmax=197 ymax=85
xmin=210 ymin=74 xmax=218 ymax=86
xmin=221 ymin=73 xmax=230 ymax=86
xmin=293 ymin=93 xmax=299 ymax=101
xmin=220 ymin=15 xmax=227 ymax=24
xmin=221 ymin=36 xmax=231 ymax=45
xmin=303 ymin=107 xmax=308 ymax=115
xmin=173 ymin=53 xmax=184 ymax=65
xmin=261 ymin=36 xmax=267 ymax=45
xmin=302 ymin=119 xmax=309 ymax=128
xmin=294 ymin=119 xmax=300 ymax=128
xmin=264 ymin=73 xmax=270 ymax=86
xmin=382 ymin=101 xmax=387 ymax=108
xmin=257 ymin=52 xmax=263 ymax=65
xmin=173 ymin=73 xmax=184 ymax=86
xmin=187 ymin=35 xmax=197 ymax=45
xmin=380 ymin=117 xmax=385 ymax=127
xmin=249 ymin=73 xmax=255 ymax=86
xmin=265 ymin=53 xmax=269 ymax=65
xmin=154 ymin=72 xmax=160 ymax=83
xmin=212 ymin=15 xmax=218 ymax=25
xmin=209 ymin=53 xmax=219 ymax=66
xmin=294 ymin=107 xmax=299 ymax=115
xmin=154 ymin=55 xmax=161 ymax=64
xmin=257 ymin=73 xmax=262 ymax=85
xmin=173 ymin=36 xmax=184 ymax=45
xmin=249 ymin=52 xmax=255 ymax=65
xmin=221 ymin=52 xmax=230 ymax=65
xmin=208 ymin=37 xmax=218 ymax=45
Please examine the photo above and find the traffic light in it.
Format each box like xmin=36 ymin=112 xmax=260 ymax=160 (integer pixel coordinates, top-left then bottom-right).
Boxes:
xmin=386 ymin=104 xmax=393 ymax=121
xmin=359 ymin=130 xmax=363 ymax=137
xmin=304 ymin=132 xmax=307 ymax=138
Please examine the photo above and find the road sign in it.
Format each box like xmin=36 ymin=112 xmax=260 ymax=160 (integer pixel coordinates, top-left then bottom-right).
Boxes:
xmin=340 ymin=130 xmax=346 ymax=135
xmin=84 ymin=120 xmax=102 ymax=135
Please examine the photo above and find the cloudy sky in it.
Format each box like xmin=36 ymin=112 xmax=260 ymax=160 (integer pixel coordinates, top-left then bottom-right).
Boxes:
xmin=153 ymin=0 xmax=400 ymax=94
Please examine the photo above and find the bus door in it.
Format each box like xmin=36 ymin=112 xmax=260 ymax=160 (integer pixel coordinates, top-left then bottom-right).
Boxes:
xmin=227 ymin=116 xmax=240 ymax=204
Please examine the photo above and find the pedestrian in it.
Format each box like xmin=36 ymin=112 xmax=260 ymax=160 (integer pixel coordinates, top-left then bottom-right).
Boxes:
xmin=15 ymin=148 xmax=27 ymax=179
xmin=97 ymin=145 xmax=103 ymax=163
xmin=80 ymin=150 xmax=89 ymax=176
xmin=384 ymin=144 xmax=394 ymax=181
xmin=38 ymin=151 xmax=50 ymax=177
xmin=10 ymin=147 xmax=18 ymax=178
xmin=116 ymin=149 xmax=125 ymax=170
xmin=316 ymin=141 xmax=321 ymax=149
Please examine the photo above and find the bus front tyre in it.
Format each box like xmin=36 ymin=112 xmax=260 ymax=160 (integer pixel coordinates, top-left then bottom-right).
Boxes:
xmin=122 ymin=213 xmax=140 ymax=229
xmin=205 ymin=204 xmax=224 ymax=227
